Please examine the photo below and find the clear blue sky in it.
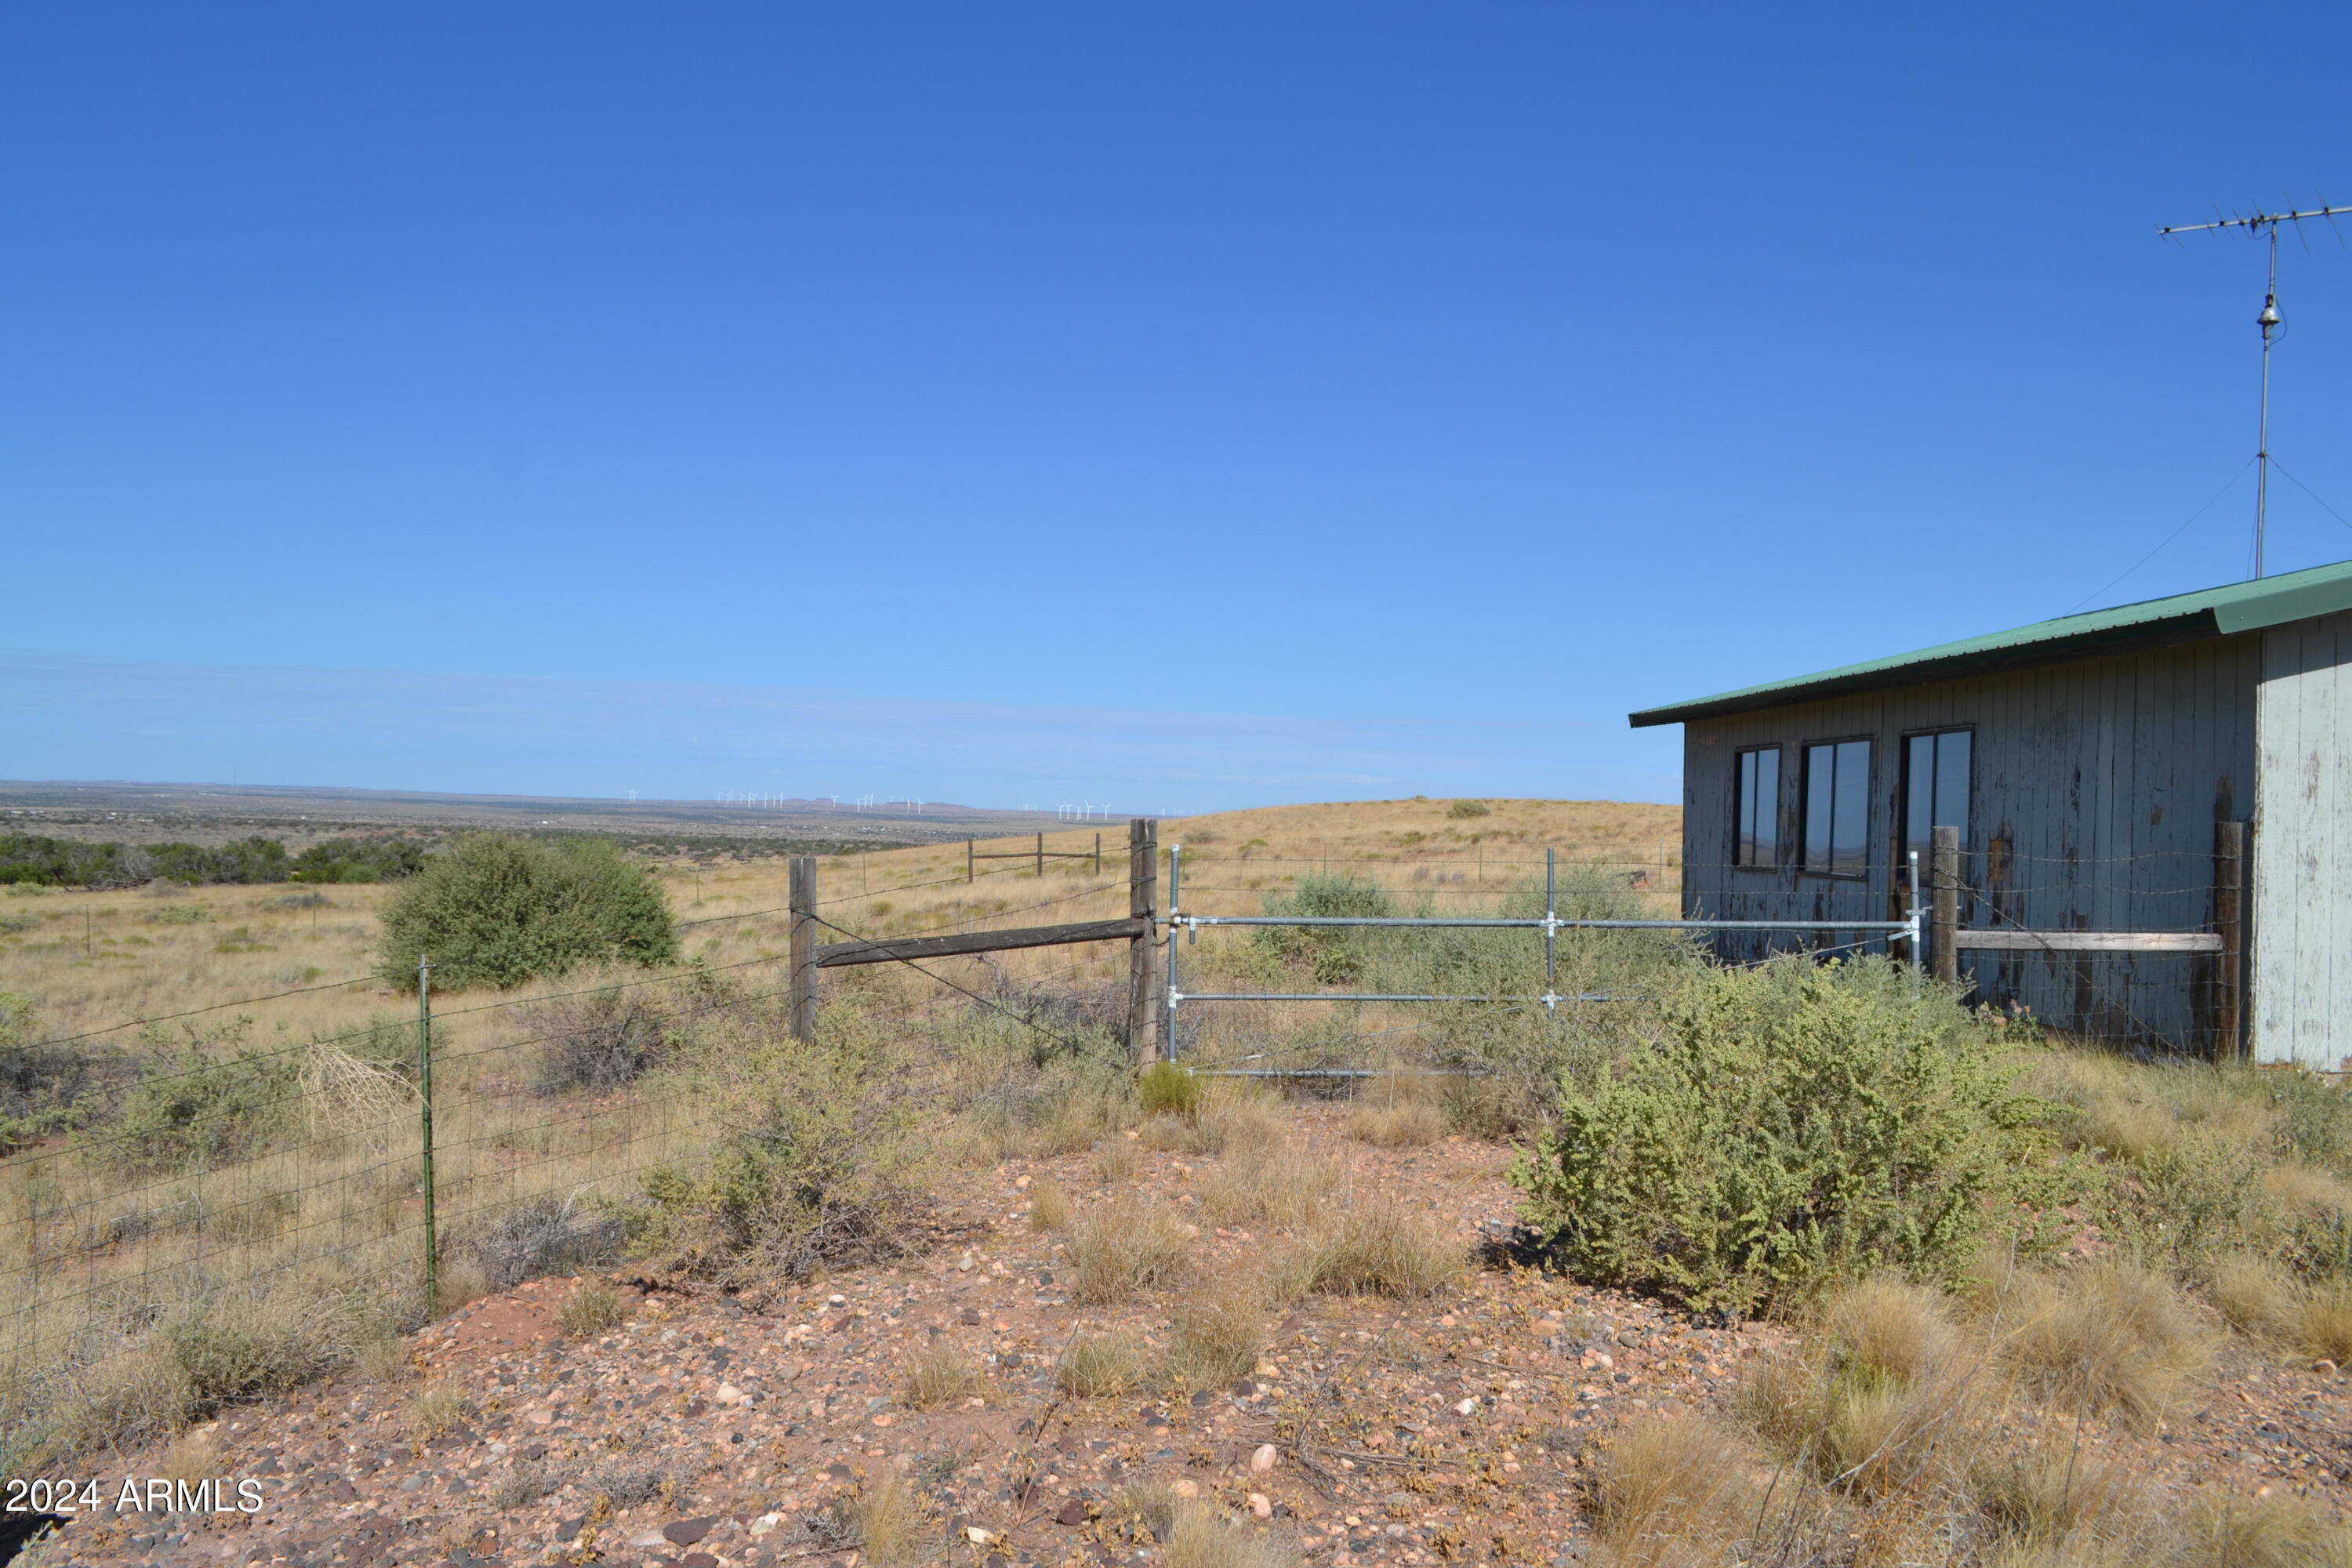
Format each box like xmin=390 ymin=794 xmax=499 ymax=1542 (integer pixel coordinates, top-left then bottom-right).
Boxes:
xmin=6 ymin=4 xmax=2349 ymax=813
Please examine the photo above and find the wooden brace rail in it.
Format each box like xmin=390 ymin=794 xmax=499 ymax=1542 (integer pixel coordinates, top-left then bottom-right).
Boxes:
xmin=813 ymin=917 xmax=1146 ymax=968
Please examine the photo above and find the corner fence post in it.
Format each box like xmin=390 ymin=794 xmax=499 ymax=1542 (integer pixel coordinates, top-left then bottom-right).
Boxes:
xmin=1164 ymin=841 xmax=1182 ymax=1061
xmin=1930 ymin=826 xmax=1960 ymax=987
xmin=1127 ymin=819 xmax=1159 ymax=1066
xmin=417 ymin=956 xmax=436 ymax=1317
xmin=789 ymin=856 xmax=818 ymax=1043
xmin=2214 ymin=818 xmax=2245 ymax=1059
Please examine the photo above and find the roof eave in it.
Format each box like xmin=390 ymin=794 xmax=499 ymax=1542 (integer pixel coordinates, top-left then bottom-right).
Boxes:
xmin=1625 ymin=608 xmax=2224 ymax=728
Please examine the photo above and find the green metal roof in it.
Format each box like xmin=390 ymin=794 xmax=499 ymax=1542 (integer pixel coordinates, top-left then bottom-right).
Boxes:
xmin=1628 ymin=557 xmax=2352 ymax=728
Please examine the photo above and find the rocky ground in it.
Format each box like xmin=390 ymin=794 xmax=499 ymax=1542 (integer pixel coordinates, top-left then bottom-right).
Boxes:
xmin=21 ymin=1111 xmax=2352 ymax=1568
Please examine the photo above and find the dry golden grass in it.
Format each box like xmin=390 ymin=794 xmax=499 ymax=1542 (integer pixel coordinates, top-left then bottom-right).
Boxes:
xmin=899 ymin=1341 xmax=986 ymax=1410
xmin=1588 ymin=1413 xmax=1762 ymax=1568
xmin=1069 ymin=1196 xmax=1194 ymax=1302
xmin=1056 ymin=1328 xmax=1148 ymax=1398
xmin=158 ymin=1428 xmax=227 ymax=1487
xmin=1163 ymin=1279 xmax=1266 ymax=1388
xmin=1998 ymin=1262 xmax=2211 ymax=1428
xmin=1029 ymin=1178 xmax=1072 ymax=1232
xmin=557 ymin=1278 xmax=623 ymax=1339
xmin=1283 ymin=1200 xmax=1458 ymax=1300
xmin=1745 ymin=1277 xmax=1991 ymax=1499
xmin=408 ymin=1382 xmax=472 ymax=1441
xmin=1198 ymin=1145 xmax=1339 ymax=1232
xmin=855 ymin=1472 xmax=921 ymax=1568
xmin=1160 ymin=1498 xmax=1294 ymax=1568
xmin=1091 ymin=1138 xmax=1142 ymax=1185
xmin=1347 ymin=1099 xmax=1444 ymax=1149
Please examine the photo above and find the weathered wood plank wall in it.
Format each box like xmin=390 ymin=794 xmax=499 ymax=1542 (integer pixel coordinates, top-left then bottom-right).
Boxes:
xmin=2255 ymin=608 xmax=2352 ymax=1067
xmin=1679 ymin=636 xmax=2260 ymax=1047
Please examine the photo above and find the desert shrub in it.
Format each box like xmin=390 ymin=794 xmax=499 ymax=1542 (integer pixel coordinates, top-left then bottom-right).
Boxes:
xmin=1093 ymin=1138 xmax=1141 ymax=1183
xmin=410 ymin=1382 xmax=474 ymax=1439
xmin=166 ymin=1301 xmax=342 ymax=1420
xmin=0 ymin=993 xmax=120 ymax=1152
xmin=625 ymin=1000 xmax=931 ymax=1287
xmin=525 ymin=983 xmax=688 ymax=1095
xmin=104 ymin=1019 xmax=299 ymax=1176
xmin=857 ymin=1473 xmax=920 ymax=1568
xmin=1348 ymin=1072 xmax=1446 ymax=1148
xmin=1444 ymin=800 xmax=1490 ymax=819
xmin=1515 ymin=956 xmax=2049 ymax=1312
xmin=288 ymin=837 xmax=430 ymax=884
xmin=1253 ymin=873 xmax=1397 ymax=984
xmin=585 ymin=1459 xmax=672 ymax=1508
xmin=447 ymin=1192 xmax=626 ymax=1296
xmin=377 ymin=833 xmax=677 ymax=992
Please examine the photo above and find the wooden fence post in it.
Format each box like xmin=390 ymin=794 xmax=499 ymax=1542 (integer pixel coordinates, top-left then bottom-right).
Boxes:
xmin=2213 ymin=818 xmax=2245 ymax=1059
xmin=966 ymin=839 xmax=974 ymax=884
xmin=1127 ymin=818 xmax=1159 ymax=1066
xmin=1930 ymin=825 xmax=1960 ymax=987
xmin=1036 ymin=833 xmax=1045 ymax=879
xmin=789 ymin=856 xmax=818 ymax=1043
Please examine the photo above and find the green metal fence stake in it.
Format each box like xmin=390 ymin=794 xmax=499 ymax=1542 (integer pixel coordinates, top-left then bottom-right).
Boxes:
xmin=417 ymin=956 xmax=436 ymax=1317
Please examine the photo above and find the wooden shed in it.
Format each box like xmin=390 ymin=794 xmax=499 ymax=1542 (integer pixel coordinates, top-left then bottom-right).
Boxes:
xmin=1629 ymin=559 xmax=2352 ymax=1065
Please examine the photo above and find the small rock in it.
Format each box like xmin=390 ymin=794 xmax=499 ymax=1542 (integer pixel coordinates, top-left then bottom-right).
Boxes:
xmin=1055 ymin=1500 xmax=1088 ymax=1526
xmin=683 ymin=1555 xmax=719 ymax=1568
xmin=398 ymin=1474 xmax=425 ymax=1494
xmin=1454 ymin=1398 xmax=1479 ymax=1417
xmin=2317 ymin=1359 xmax=2339 ymax=1377
xmin=716 ymin=1383 xmax=745 ymax=1405
xmin=631 ymin=1531 xmax=669 ymax=1549
xmin=1250 ymin=1445 xmax=1279 ymax=1474
xmin=665 ymin=1517 xmax=719 ymax=1546
xmin=751 ymin=1513 xmax=785 ymax=1538
xmin=965 ymin=1526 xmax=1000 ymax=1546
xmin=1172 ymin=1480 xmax=1202 ymax=1500
xmin=1014 ymin=1175 xmax=1032 ymax=1189
xmin=1248 ymin=1494 xmax=1272 ymax=1519
xmin=959 ymin=1254 xmax=977 ymax=1272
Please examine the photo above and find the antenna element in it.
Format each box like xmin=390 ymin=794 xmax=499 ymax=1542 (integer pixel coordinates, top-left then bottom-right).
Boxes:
xmin=2159 ymin=204 xmax=2351 ymax=578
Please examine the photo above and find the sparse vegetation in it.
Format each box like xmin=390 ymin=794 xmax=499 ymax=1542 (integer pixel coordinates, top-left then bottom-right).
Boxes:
xmin=1057 ymin=1328 xmax=1148 ymax=1397
xmin=1283 ymin=1201 xmax=1457 ymax=1299
xmin=899 ymin=1341 xmax=986 ymax=1410
xmin=1069 ymin=1196 xmax=1194 ymax=1302
xmin=1163 ymin=1283 xmax=1266 ymax=1388
xmin=557 ymin=1278 xmax=624 ymax=1338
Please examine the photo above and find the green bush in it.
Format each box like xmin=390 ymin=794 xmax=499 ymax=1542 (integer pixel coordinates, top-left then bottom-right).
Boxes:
xmin=376 ymin=834 xmax=678 ymax=991
xmin=105 ymin=1019 xmax=299 ymax=1177
xmin=1513 ymin=957 xmax=2053 ymax=1313
xmin=1253 ymin=872 xmax=1397 ymax=984
xmin=1138 ymin=1062 xmax=1205 ymax=1118
xmin=624 ymin=998 xmax=930 ymax=1287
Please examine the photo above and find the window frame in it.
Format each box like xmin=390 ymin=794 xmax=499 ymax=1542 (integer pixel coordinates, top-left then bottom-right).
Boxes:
xmin=1799 ymin=735 xmax=1874 ymax=880
xmin=1899 ymin=725 xmax=1976 ymax=870
xmin=1732 ymin=745 xmax=1783 ymax=871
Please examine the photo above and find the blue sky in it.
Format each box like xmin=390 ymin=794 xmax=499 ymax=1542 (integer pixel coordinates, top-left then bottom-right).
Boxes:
xmin=6 ymin=3 xmax=2349 ymax=813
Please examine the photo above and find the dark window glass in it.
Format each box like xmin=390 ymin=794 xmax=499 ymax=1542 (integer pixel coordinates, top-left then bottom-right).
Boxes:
xmin=1903 ymin=729 xmax=1973 ymax=867
xmin=1735 ymin=747 xmax=1780 ymax=867
xmin=1802 ymin=739 xmax=1871 ymax=877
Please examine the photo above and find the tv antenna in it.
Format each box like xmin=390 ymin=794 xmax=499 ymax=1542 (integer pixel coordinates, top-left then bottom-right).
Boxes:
xmin=2159 ymin=203 xmax=2350 ymax=578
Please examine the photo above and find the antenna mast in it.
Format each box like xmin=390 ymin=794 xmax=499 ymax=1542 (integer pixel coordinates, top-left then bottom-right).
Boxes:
xmin=2159 ymin=203 xmax=2350 ymax=579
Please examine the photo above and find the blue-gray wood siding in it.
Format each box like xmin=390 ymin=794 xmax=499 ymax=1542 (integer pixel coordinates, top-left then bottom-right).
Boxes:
xmin=2256 ymin=609 xmax=2352 ymax=1067
xmin=1679 ymin=634 xmax=2259 ymax=1047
